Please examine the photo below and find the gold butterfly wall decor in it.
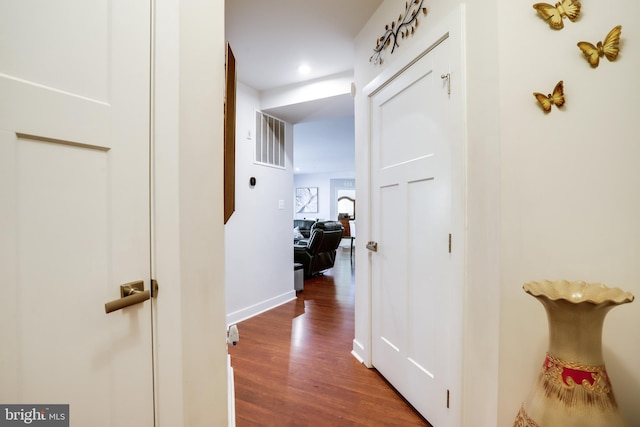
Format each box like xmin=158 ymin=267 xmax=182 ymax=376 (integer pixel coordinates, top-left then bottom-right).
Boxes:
xmin=533 ymin=81 xmax=565 ymax=113
xmin=533 ymin=0 xmax=581 ymax=30
xmin=577 ymin=25 xmax=622 ymax=68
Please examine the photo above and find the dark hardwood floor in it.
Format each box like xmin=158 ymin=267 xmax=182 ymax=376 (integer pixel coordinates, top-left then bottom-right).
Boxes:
xmin=230 ymin=248 xmax=431 ymax=427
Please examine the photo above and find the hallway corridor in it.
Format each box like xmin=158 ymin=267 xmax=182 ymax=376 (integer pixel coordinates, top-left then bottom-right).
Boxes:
xmin=230 ymin=249 xmax=430 ymax=426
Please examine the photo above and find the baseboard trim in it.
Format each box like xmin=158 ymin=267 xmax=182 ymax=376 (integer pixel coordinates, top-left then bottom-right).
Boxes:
xmin=352 ymin=339 xmax=368 ymax=366
xmin=226 ymin=290 xmax=296 ymax=327
xmin=227 ymin=354 xmax=235 ymax=427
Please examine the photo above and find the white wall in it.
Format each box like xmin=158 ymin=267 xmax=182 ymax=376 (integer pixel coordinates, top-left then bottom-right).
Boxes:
xmin=175 ymin=0 xmax=229 ymax=425
xmin=225 ymin=82 xmax=296 ymax=325
xmin=293 ymin=116 xmax=355 ymax=177
xmin=497 ymin=1 xmax=640 ymax=425
xmin=152 ymin=0 xmax=229 ymax=425
xmin=152 ymin=0 xmax=230 ymax=424
xmin=355 ymin=1 xmax=640 ymax=426
xmin=294 ymin=172 xmax=355 ymax=221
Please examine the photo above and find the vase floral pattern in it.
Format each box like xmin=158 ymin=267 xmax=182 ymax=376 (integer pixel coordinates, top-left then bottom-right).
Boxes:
xmin=514 ymin=280 xmax=634 ymax=427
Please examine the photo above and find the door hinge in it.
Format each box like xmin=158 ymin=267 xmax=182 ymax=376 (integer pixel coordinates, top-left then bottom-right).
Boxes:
xmin=447 ymin=389 xmax=450 ymax=408
xmin=448 ymin=234 xmax=452 ymax=253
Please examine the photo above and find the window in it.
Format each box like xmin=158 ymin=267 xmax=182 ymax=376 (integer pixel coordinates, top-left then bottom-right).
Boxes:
xmin=255 ymin=111 xmax=285 ymax=168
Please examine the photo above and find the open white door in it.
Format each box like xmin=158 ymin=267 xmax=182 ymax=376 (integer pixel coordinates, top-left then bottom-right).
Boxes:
xmin=368 ymin=13 xmax=465 ymax=427
xmin=0 ymin=1 xmax=154 ymax=426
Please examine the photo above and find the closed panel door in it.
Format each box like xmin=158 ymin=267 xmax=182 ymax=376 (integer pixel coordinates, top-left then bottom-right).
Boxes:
xmin=370 ymin=31 xmax=461 ymax=427
xmin=0 ymin=1 xmax=153 ymax=426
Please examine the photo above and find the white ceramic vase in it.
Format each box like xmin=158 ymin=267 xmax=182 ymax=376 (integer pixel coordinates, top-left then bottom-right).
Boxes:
xmin=514 ymin=280 xmax=634 ymax=427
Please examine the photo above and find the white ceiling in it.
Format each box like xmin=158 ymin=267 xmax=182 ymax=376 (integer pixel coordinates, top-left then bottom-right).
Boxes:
xmin=225 ymin=0 xmax=383 ymax=175
xmin=262 ymin=93 xmax=354 ymax=124
xmin=225 ymin=0 xmax=382 ymax=93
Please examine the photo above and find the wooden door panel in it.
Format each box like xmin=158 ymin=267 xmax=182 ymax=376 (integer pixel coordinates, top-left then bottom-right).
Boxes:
xmin=0 ymin=1 xmax=110 ymax=146
xmin=378 ymin=183 xmax=406 ymax=353
xmin=0 ymin=1 xmax=153 ymax=425
xmin=0 ymin=1 xmax=109 ymax=99
xmin=407 ymin=178 xmax=440 ymax=376
xmin=371 ymin=31 xmax=458 ymax=426
xmin=11 ymin=136 xmax=111 ymax=405
xmin=377 ymin=68 xmax=436 ymax=169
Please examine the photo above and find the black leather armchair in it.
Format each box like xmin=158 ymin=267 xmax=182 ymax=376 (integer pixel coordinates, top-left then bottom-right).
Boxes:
xmin=294 ymin=219 xmax=317 ymax=240
xmin=294 ymin=221 xmax=344 ymax=277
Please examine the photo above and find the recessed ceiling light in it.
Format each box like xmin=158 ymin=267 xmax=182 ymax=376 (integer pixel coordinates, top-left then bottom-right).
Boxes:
xmin=298 ymin=64 xmax=311 ymax=75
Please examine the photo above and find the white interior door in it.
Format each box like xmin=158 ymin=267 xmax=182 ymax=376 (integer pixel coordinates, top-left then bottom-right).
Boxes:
xmin=369 ymin=30 xmax=463 ymax=427
xmin=0 ymin=1 xmax=154 ymax=426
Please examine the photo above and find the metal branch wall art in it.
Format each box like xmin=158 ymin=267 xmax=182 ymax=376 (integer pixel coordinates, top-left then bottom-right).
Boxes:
xmin=370 ymin=0 xmax=428 ymax=65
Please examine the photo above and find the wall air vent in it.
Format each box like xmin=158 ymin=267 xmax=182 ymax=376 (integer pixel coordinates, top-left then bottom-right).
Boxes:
xmin=255 ymin=111 xmax=285 ymax=168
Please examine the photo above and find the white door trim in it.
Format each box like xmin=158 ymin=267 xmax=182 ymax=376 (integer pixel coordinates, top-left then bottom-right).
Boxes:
xmin=363 ymin=32 xmax=450 ymax=98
